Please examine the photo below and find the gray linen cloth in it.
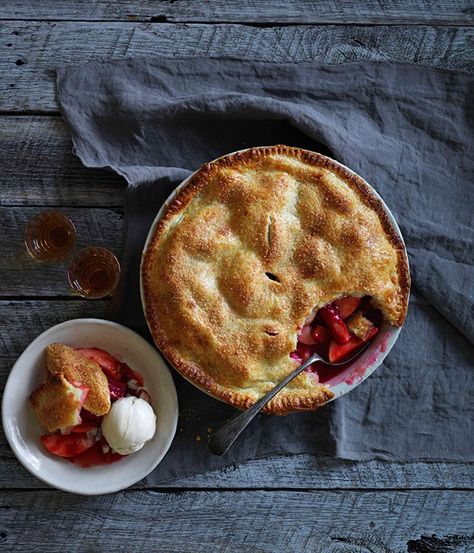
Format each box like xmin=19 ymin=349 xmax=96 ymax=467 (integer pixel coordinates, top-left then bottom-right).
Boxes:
xmin=57 ymin=60 xmax=473 ymax=481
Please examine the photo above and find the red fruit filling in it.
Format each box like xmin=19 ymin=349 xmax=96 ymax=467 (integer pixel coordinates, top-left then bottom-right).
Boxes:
xmin=80 ymin=408 xmax=103 ymax=424
xmin=70 ymin=439 xmax=124 ymax=467
xmin=334 ymin=296 xmax=360 ymax=319
xmin=40 ymin=348 xmax=148 ymax=467
xmin=311 ymin=324 xmax=330 ymax=345
xmin=76 ymin=347 xmax=122 ymax=380
xmin=292 ymin=296 xmax=381 ymax=382
xmin=328 ymin=326 xmax=379 ymax=363
xmin=108 ymin=378 xmax=127 ymax=402
xmin=319 ymin=305 xmax=350 ymax=344
xmin=70 ymin=421 xmax=98 ymax=433
xmin=41 ymin=432 xmax=96 ymax=458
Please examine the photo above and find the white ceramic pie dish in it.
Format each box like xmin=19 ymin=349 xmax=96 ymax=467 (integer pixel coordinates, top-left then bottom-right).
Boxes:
xmin=2 ymin=319 xmax=178 ymax=495
xmin=140 ymin=148 xmax=409 ymax=408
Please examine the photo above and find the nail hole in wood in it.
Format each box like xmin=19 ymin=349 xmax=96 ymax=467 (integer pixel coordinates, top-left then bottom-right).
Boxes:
xmin=15 ymin=59 xmax=25 ymax=66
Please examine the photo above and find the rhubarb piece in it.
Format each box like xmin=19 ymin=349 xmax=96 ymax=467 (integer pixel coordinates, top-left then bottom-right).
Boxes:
xmin=347 ymin=311 xmax=375 ymax=341
xmin=41 ymin=431 xmax=96 ymax=458
xmin=47 ymin=343 xmax=111 ymax=416
xmin=76 ymin=347 xmax=122 ymax=380
xmin=334 ymin=296 xmax=361 ymax=319
xmin=328 ymin=327 xmax=379 ymax=363
xmin=30 ymin=373 xmax=88 ymax=433
xmin=319 ymin=305 xmax=351 ymax=344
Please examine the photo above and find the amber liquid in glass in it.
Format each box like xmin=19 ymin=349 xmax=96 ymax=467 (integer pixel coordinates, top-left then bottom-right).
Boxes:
xmin=68 ymin=246 xmax=121 ymax=299
xmin=25 ymin=211 xmax=76 ymax=262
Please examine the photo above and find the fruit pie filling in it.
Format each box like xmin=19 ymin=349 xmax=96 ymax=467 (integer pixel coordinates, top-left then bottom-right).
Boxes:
xmin=41 ymin=348 xmax=152 ymax=467
xmin=291 ymin=296 xmax=382 ymax=383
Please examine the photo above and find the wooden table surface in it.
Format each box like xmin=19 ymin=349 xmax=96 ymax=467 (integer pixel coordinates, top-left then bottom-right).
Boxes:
xmin=1 ymin=2 xmax=473 ymax=552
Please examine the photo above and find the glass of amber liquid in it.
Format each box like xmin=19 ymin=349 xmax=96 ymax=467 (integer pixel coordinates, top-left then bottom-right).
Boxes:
xmin=68 ymin=246 xmax=121 ymax=299
xmin=25 ymin=211 xmax=76 ymax=262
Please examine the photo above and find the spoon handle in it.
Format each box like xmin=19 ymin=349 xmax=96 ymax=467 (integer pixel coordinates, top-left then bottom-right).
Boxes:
xmin=208 ymin=353 xmax=320 ymax=455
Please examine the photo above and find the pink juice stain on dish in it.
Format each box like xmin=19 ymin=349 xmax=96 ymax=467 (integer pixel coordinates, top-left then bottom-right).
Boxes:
xmin=344 ymin=346 xmax=383 ymax=385
xmin=342 ymin=334 xmax=392 ymax=386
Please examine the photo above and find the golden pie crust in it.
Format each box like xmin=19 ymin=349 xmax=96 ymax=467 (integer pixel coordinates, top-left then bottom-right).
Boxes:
xmin=142 ymin=146 xmax=410 ymax=414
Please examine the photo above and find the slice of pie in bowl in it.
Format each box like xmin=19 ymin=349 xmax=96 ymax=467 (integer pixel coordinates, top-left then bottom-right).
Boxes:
xmin=141 ymin=145 xmax=410 ymax=414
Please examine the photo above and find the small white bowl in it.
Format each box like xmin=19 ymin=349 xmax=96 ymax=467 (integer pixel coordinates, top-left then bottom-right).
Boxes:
xmin=1 ymin=319 xmax=178 ymax=495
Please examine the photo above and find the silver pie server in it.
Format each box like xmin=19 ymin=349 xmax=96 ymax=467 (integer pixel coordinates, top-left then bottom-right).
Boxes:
xmin=208 ymin=346 xmax=370 ymax=455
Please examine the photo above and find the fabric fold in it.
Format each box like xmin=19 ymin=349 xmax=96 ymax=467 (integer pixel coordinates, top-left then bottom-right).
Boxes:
xmin=57 ymin=59 xmax=473 ymax=479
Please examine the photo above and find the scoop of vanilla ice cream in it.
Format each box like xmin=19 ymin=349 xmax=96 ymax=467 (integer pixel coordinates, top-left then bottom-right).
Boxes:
xmin=102 ymin=396 xmax=156 ymax=455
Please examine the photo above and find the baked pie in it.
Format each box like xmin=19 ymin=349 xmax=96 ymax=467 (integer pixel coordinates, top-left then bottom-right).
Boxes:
xmin=142 ymin=146 xmax=409 ymax=413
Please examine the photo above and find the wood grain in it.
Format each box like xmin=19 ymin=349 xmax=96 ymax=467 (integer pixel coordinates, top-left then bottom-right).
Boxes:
xmin=1 ymin=23 xmax=472 ymax=112
xmin=1 ymin=443 xmax=473 ymax=490
xmin=0 ymin=300 xmax=110 ymax=361
xmin=0 ymin=208 xmax=123 ymax=296
xmin=0 ymin=116 xmax=125 ymax=207
xmin=2 ymin=0 xmax=473 ymax=24
xmin=0 ymin=490 xmax=473 ymax=552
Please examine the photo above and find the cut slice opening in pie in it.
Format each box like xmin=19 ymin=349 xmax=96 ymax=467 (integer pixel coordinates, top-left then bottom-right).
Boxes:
xmin=142 ymin=146 xmax=410 ymax=414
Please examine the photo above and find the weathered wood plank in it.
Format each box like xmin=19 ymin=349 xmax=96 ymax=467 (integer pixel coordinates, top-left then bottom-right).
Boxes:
xmin=0 ymin=300 xmax=110 ymax=361
xmin=2 ymin=0 xmax=473 ymax=24
xmin=0 ymin=208 xmax=123 ymax=296
xmin=1 ymin=300 xmax=473 ymax=491
xmin=0 ymin=490 xmax=473 ymax=552
xmin=0 ymin=116 xmax=125 ymax=206
xmin=1 ymin=23 xmax=472 ymax=112
xmin=1 ymin=443 xmax=473 ymax=490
